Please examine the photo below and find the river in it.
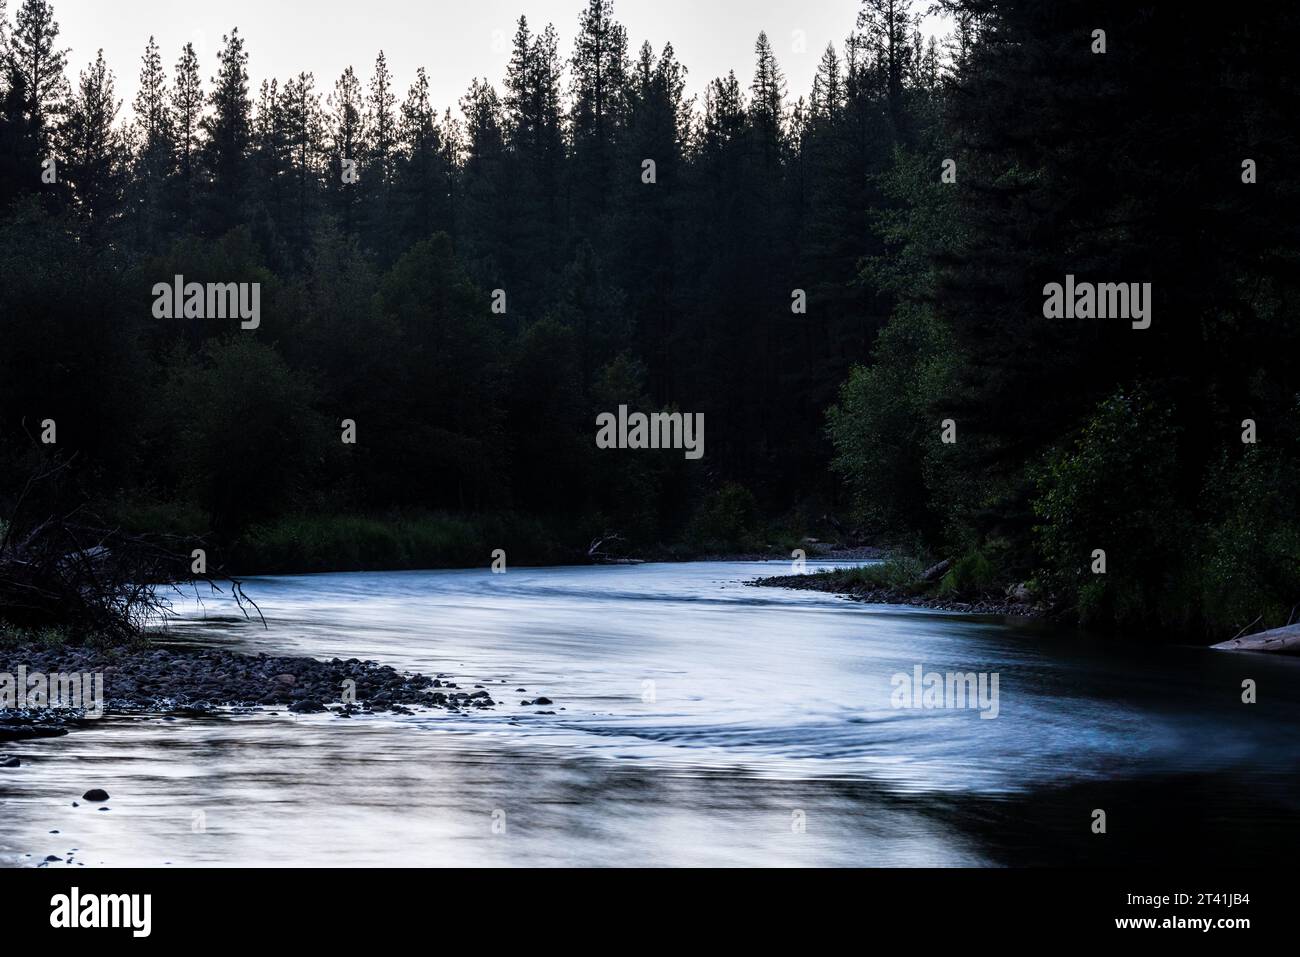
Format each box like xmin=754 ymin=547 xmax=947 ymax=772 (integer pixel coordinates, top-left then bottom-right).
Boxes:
xmin=3 ymin=561 xmax=1298 ymax=867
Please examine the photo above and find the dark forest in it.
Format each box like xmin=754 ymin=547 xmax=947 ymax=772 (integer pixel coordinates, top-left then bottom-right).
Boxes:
xmin=1 ymin=0 xmax=1298 ymax=641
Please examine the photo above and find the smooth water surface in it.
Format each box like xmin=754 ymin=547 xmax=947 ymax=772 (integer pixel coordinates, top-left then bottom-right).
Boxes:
xmin=3 ymin=562 xmax=1297 ymax=866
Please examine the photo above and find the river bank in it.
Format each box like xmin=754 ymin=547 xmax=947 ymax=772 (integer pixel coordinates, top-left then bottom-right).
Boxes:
xmin=0 ymin=643 xmax=559 ymax=746
xmin=751 ymin=567 xmax=1048 ymax=617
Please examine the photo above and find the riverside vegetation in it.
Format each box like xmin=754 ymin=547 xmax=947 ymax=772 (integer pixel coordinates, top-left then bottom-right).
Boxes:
xmin=0 ymin=0 xmax=1297 ymax=645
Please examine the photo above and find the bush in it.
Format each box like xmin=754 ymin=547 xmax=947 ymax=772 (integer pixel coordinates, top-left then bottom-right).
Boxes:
xmin=160 ymin=338 xmax=325 ymax=534
xmin=938 ymin=550 xmax=997 ymax=597
xmin=820 ymin=555 xmax=927 ymax=591
xmin=1200 ymin=446 xmax=1300 ymax=633
xmin=230 ymin=511 xmax=583 ymax=574
xmin=685 ymin=483 xmax=759 ymax=552
xmin=1032 ymin=389 xmax=1194 ymax=631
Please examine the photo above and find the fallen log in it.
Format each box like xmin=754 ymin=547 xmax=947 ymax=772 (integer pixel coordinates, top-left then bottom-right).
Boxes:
xmin=1211 ymin=623 xmax=1300 ymax=655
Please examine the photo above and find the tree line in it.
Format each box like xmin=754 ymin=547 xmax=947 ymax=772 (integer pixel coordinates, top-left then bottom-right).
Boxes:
xmin=1 ymin=0 xmax=1297 ymax=638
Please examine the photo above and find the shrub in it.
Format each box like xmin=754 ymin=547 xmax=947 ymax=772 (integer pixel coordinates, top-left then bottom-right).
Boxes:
xmin=938 ymin=550 xmax=996 ymax=596
xmin=685 ymin=483 xmax=759 ymax=552
xmin=1032 ymin=389 xmax=1193 ymax=631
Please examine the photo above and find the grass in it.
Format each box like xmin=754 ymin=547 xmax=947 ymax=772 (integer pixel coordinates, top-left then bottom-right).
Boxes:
xmin=228 ymin=510 xmax=584 ymax=574
xmin=0 ymin=623 xmax=149 ymax=652
xmin=809 ymin=555 xmax=928 ymax=591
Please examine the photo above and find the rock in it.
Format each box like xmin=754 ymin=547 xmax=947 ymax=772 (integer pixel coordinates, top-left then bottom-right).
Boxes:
xmin=1 ymin=756 xmax=20 ymax=768
xmin=274 ymin=674 xmax=297 ymax=686
xmin=533 ymin=697 xmax=553 ymax=706
xmin=82 ymin=788 xmax=109 ymax=802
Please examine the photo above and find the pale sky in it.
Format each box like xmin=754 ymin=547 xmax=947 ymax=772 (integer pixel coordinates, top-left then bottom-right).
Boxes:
xmin=40 ymin=0 xmax=947 ymax=120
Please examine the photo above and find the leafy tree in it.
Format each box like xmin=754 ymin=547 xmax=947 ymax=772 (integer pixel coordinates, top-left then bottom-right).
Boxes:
xmin=162 ymin=337 xmax=324 ymax=533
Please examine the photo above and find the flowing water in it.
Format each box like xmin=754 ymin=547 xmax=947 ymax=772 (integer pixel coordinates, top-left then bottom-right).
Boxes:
xmin=3 ymin=562 xmax=1298 ymax=867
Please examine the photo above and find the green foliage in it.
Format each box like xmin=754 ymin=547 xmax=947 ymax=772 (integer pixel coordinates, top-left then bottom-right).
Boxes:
xmin=231 ymin=511 xmax=579 ymax=574
xmin=1200 ymin=444 xmax=1300 ymax=633
xmin=0 ymin=0 xmax=1297 ymax=648
xmin=938 ymin=550 xmax=996 ymax=597
xmin=826 ymin=303 xmax=957 ymax=541
xmin=817 ymin=555 xmax=927 ymax=591
xmin=1032 ymin=390 xmax=1192 ymax=631
xmin=160 ymin=337 xmax=324 ymax=533
xmin=685 ymin=482 xmax=759 ymax=552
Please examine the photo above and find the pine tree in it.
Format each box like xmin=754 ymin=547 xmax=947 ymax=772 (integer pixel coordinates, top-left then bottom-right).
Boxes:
xmin=569 ymin=0 xmax=628 ymax=228
xmin=856 ymin=0 xmax=915 ymax=135
xmin=617 ymin=40 xmax=688 ymax=399
xmin=250 ymin=76 xmax=287 ymax=249
xmin=363 ymin=50 xmax=398 ymax=256
xmin=133 ymin=36 xmax=172 ymax=155
xmin=0 ymin=64 xmax=41 ymax=209
xmin=200 ymin=29 xmax=253 ymax=233
xmin=502 ymin=17 xmax=565 ymax=309
xmin=60 ymin=49 xmax=124 ymax=231
xmin=171 ymin=42 xmax=202 ymax=180
xmin=280 ymin=71 xmax=323 ymax=251
xmin=366 ymin=51 xmax=396 ymax=187
xmin=749 ymin=32 xmax=786 ymax=159
xmin=7 ymin=0 xmax=69 ymax=151
xmin=394 ymin=66 xmax=452 ymax=250
xmin=457 ymin=77 xmax=506 ymax=287
xmin=810 ymin=44 xmax=844 ymax=122
xmin=326 ymin=64 xmax=366 ymax=232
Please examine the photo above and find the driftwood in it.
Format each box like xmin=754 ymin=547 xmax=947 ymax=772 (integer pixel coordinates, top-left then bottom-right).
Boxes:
xmin=1 ymin=455 xmax=259 ymax=641
xmin=1211 ymin=623 xmax=1300 ymax=655
xmin=921 ymin=558 xmax=952 ymax=583
xmin=0 ymin=516 xmax=261 ymax=640
xmin=586 ymin=533 xmax=644 ymax=565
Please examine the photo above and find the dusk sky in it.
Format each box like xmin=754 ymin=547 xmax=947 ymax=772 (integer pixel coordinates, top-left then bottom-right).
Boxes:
xmin=46 ymin=0 xmax=948 ymax=120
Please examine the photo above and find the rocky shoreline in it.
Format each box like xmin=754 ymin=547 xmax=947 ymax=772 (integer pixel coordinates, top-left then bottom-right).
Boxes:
xmin=751 ymin=572 xmax=1047 ymax=617
xmin=0 ymin=643 xmax=559 ymax=747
